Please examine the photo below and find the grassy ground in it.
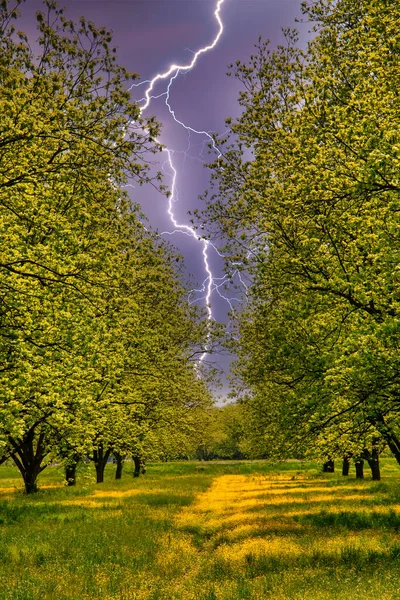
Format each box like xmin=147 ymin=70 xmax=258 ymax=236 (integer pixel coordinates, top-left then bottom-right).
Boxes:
xmin=1 ymin=460 xmax=400 ymax=599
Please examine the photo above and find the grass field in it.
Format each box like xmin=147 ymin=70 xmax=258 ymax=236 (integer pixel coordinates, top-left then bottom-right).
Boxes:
xmin=1 ymin=460 xmax=400 ymax=599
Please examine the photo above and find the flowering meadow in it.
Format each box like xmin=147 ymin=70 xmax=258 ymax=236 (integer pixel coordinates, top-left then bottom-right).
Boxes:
xmin=1 ymin=460 xmax=400 ymax=599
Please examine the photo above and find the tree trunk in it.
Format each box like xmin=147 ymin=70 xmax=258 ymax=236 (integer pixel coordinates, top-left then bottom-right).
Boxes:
xmin=342 ymin=456 xmax=350 ymax=476
xmin=22 ymin=470 xmax=39 ymax=494
xmin=362 ymin=448 xmax=381 ymax=481
xmin=355 ymin=458 xmax=364 ymax=479
xmin=65 ymin=453 xmax=80 ymax=486
xmin=93 ymin=445 xmax=111 ymax=484
xmin=8 ymin=426 xmax=48 ymax=494
xmin=133 ymin=454 xmax=141 ymax=478
xmin=369 ymin=414 xmax=400 ymax=467
xmin=114 ymin=452 xmax=124 ymax=480
xmin=322 ymin=459 xmax=335 ymax=473
xmin=65 ymin=463 xmax=77 ymax=486
xmin=368 ymin=458 xmax=381 ymax=481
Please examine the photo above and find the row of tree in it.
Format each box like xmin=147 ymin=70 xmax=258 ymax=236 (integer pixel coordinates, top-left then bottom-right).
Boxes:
xmin=201 ymin=0 xmax=400 ymax=479
xmin=0 ymin=1 xmax=214 ymax=492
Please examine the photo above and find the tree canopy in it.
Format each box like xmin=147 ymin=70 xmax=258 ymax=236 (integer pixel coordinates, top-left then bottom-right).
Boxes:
xmin=0 ymin=0 xmax=213 ymax=492
xmin=202 ymin=0 xmax=400 ymax=468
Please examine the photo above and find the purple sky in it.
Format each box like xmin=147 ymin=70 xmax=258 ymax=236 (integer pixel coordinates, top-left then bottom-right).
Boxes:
xmin=22 ymin=0 xmax=308 ymax=394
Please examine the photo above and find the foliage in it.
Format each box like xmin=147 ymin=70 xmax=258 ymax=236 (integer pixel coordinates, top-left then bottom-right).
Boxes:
xmin=0 ymin=0 xmax=212 ymax=491
xmin=188 ymin=402 xmax=246 ymax=461
xmin=202 ymin=0 xmax=400 ymax=463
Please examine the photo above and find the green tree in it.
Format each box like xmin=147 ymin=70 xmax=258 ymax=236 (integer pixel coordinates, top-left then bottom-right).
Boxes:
xmin=0 ymin=1 xmax=212 ymax=492
xmin=212 ymin=403 xmax=245 ymax=459
xmin=203 ymin=0 xmax=400 ymax=466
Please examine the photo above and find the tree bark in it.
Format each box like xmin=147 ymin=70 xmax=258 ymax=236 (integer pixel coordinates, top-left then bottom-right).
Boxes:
xmin=355 ymin=458 xmax=364 ymax=479
xmin=322 ymin=459 xmax=335 ymax=473
xmin=93 ymin=445 xmax=111 ymax=483
xmin=114 ymin=452 xmax=124 ymax=480
xmin=342 ymin=456 xmax=350 ymax=476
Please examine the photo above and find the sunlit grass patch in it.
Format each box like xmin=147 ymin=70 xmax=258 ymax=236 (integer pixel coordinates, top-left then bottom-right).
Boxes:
xmin=216 ymin=535 xmax=303 ymax=562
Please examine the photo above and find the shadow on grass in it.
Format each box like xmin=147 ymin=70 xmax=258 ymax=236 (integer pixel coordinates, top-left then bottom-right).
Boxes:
xmin=296 ymin=508 xmax=400 ymax=531
xmin=0 ymin=498 xmax=127 ymax=526
xmin=133 ymin=492 xmax=194 ymax=507
xmin=205 ymin=543 xmax=400 ymax=582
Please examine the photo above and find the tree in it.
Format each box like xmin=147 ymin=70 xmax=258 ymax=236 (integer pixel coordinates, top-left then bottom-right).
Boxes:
xmin=210 ymin=403 xmax=245 ymax=459
xmin=0 ymin=1 xmax=213 ymax=492
xmin=202 ymin=0 xmax=400 ymax=467
xmin=81 ymin=227 xmax=214 ymax=482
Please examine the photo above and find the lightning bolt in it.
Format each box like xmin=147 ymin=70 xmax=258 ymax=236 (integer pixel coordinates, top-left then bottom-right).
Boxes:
xmin=132 ymin=0 xmax=236 ymax=364
xmin=136 ymin=0 xmax=225 ymax=112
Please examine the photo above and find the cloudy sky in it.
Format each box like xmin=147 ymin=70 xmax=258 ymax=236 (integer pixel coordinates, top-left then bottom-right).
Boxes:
xmin=23 ymin=0 xmax=308 ymax=392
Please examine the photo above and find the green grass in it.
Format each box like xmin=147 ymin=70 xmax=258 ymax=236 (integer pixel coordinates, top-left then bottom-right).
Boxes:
xmin=1 ymin=459 xmax=400 ymax=599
